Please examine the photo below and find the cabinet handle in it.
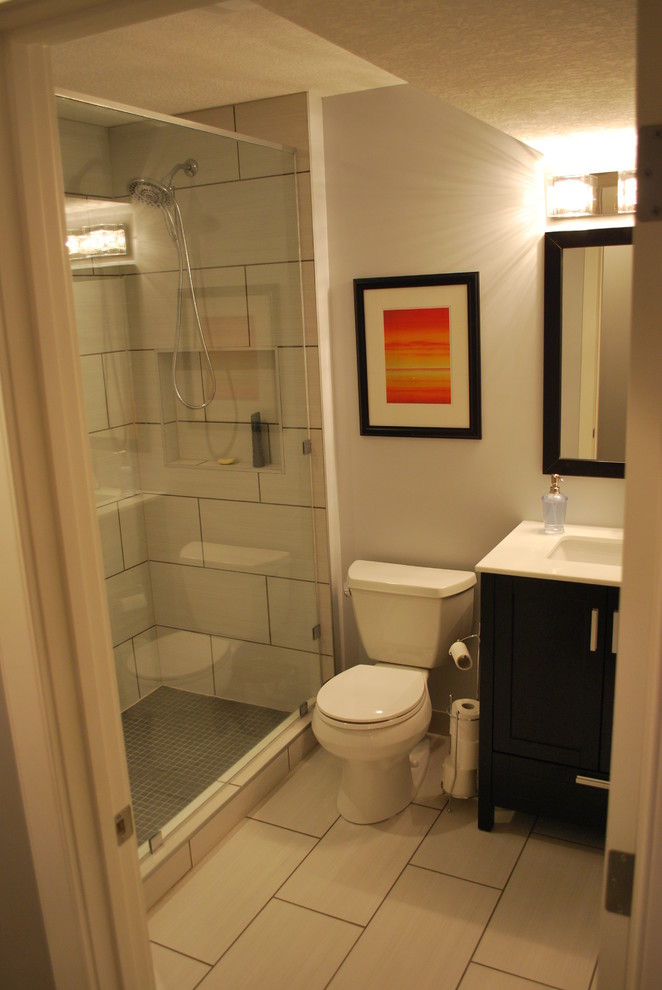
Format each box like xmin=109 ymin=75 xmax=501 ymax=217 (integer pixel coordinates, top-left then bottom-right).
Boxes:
xmin=576 ymin=775 xmax=610 ymax=790
xmin=590 ymin=608 xmax=599 ymax=652
xmin=612 ymin=611 xmax=619 ymax=655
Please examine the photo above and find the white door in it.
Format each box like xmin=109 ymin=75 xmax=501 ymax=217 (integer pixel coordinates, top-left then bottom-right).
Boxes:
xmin=599 ymin=2 xmax=662 ymax=986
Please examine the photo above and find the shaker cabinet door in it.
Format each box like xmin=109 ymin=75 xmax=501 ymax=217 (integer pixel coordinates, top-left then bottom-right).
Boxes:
xmin=492 ymin=576 xmax=607 ymax=769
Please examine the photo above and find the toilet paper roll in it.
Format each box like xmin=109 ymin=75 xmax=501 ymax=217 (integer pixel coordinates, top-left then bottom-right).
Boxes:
xmin=449 ymin=641 xmax=472 ymax=670
xmin=442 ymin=756 xmax=478 ymax=799
xmin=450 ymin=698 xmax=480 ymax=721
xmin=443 ymin=698 xmax=480 ymax=798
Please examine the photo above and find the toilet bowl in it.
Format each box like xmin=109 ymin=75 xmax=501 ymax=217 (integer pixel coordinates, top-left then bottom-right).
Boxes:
xmin=313 ymin=560 xmax=476 ymax=824
xmin=312 ymin=664 xmax=432 ymax=823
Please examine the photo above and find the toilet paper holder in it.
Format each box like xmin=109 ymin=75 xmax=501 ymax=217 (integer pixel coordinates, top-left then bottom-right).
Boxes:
xmin=448 ymin=632 xmax=480 ymax=672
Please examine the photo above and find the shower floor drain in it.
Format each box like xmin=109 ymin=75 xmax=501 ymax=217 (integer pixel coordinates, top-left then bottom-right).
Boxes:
xmin=121 ymin=686 xmax=289 ymax=846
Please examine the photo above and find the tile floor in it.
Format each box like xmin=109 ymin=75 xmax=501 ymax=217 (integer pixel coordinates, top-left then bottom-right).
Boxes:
xmin=122 ymin=687 xmax=288 ymax=844
xmin=148 ymin=736 xmax=604 ymax=990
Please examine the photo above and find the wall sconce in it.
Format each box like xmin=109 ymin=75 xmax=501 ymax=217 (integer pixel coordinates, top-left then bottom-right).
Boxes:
xmin=546 ymin=174 xmax=598 ymax=218
xmin=617 ymin=170 xmax=637 ymax=213
xmin=546 ymin=171 xmax=637 ymax=219
xmin=66 ymin=224 xmax=128 ymax=260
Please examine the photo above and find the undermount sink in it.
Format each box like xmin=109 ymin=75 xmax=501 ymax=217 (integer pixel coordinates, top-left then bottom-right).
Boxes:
xmin=547 ymin=535 xmax=623 ymax=566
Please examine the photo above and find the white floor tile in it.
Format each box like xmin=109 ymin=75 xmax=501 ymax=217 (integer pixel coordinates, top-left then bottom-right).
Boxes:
xmin=151 ymin=943 xmax=210 ymax=990
xmin=249 ymin=746 xmax=341 ymax=836
xmin=196 ymin=898 xmax=361 ymax=990
xmin=411 ymin=799 xmax=533 ymax=888
xmin=473 ymin=835 xmax=603 ymax=990
xmin=533 ymin=816 xmax=605 ymax=849
xmin=278 ymin=803 xmax=438 ymax=925
xmin=148 ymin=818 xmax=316 ymax=964
xmin=329 ymin=866 xmax=499 ymax=990
xmin=459 ymin=963 xmax=558 ymax=989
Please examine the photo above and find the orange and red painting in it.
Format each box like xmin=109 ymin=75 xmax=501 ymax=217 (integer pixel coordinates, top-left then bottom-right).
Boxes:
xmin=383 ymin=307 xmax=451 ymax=404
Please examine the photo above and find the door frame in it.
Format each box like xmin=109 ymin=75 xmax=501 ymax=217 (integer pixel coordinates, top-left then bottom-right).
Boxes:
xmin=1 ymin=0 xmax=660 ymax=986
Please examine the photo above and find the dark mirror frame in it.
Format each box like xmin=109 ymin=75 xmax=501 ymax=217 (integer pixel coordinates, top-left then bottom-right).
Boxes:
xmin=543 ymin=226 xmax=633 ymax=479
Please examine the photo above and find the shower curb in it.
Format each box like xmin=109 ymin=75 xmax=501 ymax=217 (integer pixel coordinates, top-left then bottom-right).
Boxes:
xmin=142 ymin=713 xmax=315 ymax=910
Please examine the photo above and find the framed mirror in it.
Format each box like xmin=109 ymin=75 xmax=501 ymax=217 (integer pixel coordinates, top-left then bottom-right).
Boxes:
xmin=543 ymin=226 xmax=633 ymax=478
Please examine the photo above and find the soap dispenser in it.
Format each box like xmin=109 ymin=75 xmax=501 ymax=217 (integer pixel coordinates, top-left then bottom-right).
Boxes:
xmin=542 ymin=474 xmax=567 ymax=534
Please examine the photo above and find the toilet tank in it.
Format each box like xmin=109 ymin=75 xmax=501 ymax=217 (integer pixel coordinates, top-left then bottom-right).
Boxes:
xmin=347 ymin=560 xmax=476 ymax=668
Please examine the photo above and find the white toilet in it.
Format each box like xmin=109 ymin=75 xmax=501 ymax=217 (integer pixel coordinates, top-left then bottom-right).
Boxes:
xmin=312 ymin=560 xmax=476 ymax=824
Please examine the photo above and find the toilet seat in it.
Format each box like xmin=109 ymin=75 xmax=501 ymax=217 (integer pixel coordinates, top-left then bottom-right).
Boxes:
xmin=316 ymin=664 xmax=427 ymax=726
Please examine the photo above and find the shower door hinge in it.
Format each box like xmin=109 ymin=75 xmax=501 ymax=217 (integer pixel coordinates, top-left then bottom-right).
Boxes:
xmin=312 ymin=623 xmax=321 ymax=640
xmin=605 ymin=849 xmax=635 ymax=916
xmin=114 ymin=804 xmax=134 ymax=846
xmin=302 ymin=438 xmax=312 ymax=455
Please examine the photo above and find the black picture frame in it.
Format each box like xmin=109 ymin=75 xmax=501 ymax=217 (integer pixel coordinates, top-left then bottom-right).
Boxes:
xmin=354 ymin=272 xmax=481 ymax=438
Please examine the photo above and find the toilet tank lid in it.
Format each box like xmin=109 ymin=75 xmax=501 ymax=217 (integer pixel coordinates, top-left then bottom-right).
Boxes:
xmin=347 ymin=560 xmax=476 ymax=598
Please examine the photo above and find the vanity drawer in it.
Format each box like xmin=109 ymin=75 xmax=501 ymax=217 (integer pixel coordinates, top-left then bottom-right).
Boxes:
xmin=492 ymin=752 xmax=608 ymax=829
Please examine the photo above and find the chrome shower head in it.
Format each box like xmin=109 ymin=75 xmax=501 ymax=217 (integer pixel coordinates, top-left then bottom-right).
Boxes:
xmin=127 ymin=177 xmax=174 ymax=207
xmin=127 ymin=158 xmax=199 ymax=207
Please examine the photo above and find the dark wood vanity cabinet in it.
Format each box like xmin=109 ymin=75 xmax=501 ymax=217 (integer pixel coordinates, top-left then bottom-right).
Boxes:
xmin=478 ymin=573 xmax=618 ymax=831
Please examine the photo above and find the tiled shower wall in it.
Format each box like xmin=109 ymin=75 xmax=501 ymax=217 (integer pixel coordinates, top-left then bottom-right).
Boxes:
xmin=60 ymin=92 xmax=332 ymax=716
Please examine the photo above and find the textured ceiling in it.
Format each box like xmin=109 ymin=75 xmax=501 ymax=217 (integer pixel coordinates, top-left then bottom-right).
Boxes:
xmin=50 ymin=0 xmax=635 ymax=151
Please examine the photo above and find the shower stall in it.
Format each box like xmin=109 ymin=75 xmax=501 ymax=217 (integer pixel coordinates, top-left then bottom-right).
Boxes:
xmin=56 ymin=91 xmax=324 ymax=856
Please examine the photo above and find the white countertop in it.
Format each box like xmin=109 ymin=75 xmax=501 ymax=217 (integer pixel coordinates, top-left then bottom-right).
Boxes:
xmin=476 ymin=520 xmax=623 ymax=586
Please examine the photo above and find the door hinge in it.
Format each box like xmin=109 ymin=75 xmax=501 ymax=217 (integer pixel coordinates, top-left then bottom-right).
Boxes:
xmin=114 ymin=804 xmax=134 ymax=846
xmin=605 ymin=849 xmax=635 ymax=916
xmin=302 ymin=438 xmax=312 ymax=455
xmin=637 ymin=124 xmax=662 ymax=222
xmin=312 ymin=623 xmax=321 ymax=640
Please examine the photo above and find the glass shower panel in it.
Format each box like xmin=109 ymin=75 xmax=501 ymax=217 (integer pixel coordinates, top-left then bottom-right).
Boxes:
xmin=57 ymin=94 xmax=321 ymax=853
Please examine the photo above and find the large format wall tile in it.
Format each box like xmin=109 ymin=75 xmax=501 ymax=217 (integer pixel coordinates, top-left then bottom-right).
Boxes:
xmin=150 ymin=560 xmax=270 ymax=642
xmin=211 ymin=636 xmax=320 ymax=711
xmin=200 ymin=499 xmax=316 ymax=580
xmin=73 ymin=276 xmax=129 ymax=354
xmin=124 ymin=267 xmax=250 ymax=351
xmin=137 ymin=627 xmax=214 ymax=695
xmin=97 ymin=503 xmax=124 ymax=577
xmin=259 ymin=427 xmax=323 ymax=507
xmin=175 ymin=175 xmax=300 ymax=270
xmin=135 ymin=424 xmax=259 ymax=501
xmin=143 ymin=494 xmax=203 ymax=566
xmin=246 ymin=261 xmax=311 ymax=347
xmin=235 ymin=93 xmax=310 ymax=173
xmin=80 ymin=354 xmax=109 ymax=432
xmin=110 ymin=117 xmax=240 ymax=198
xmin=106 ymin=561 xmax=155 ymax=646
xmin=59 ymin=118 xmax=113 ymax=197
xmin=118 ymin=494 xmax=149 ymax=568
xmin=103 ymin=350 xmax=134 ymax=427
xmin=268 ymin=576 xmax=319 ymax=652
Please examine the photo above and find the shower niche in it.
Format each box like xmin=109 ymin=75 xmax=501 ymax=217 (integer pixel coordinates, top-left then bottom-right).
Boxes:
xmin=58 ymin=91 xmax=324 ymax=856
xmin=157 ymin=347 xmax=284 ymax=473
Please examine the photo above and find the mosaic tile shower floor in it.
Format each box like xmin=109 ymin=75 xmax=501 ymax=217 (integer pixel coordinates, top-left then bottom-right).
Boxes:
xmin=121 ymin=686 xmax=289 ymax=845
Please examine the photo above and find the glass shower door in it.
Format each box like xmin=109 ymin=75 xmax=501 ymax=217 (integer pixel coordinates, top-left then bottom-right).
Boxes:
xmin=57 ymin=92 xmax=322 ymax=853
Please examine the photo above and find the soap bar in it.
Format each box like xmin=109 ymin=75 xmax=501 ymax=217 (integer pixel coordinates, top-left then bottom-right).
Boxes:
xmin=217 ymin=457 xmax=236 ymax=465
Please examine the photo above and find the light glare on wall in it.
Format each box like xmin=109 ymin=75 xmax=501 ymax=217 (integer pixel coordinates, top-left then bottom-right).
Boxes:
xmin=66 ymin=224 xmax=128 ymax=260
xmin=546 ymin=174 xmax=597 ymax=217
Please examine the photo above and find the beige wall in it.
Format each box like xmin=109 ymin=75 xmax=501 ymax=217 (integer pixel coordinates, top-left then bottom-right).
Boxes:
xmin=321 ymin=84 xmax=626 ymax=712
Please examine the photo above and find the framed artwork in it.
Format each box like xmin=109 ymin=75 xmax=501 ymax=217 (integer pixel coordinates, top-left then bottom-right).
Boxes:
xmin=353 ymin=272 xmax=481 ymax=438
